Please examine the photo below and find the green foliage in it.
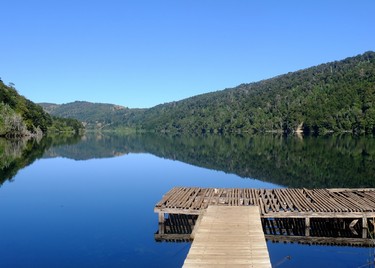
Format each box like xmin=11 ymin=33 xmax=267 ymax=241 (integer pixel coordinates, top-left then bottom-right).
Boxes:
xmin=31 ymin=51 xmax=375 ymax=135
xmin=49 ymin=116 xmax=84 ymax=134
xmin=0 ymin=81 xmax=53 ymax=136
xmin=39 ymin=101 xmax=137 ymax=130
xmin=0 ymin=102 xmax=29 ymax=137
xmin=0 ymin=81 xmax=83 ymax=136
xmin=128 ymin=51 xmax=375 ymax=134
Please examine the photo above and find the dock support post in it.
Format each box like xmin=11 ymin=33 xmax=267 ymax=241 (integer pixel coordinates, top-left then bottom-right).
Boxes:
xmin=305 ymin=217 xmax=310 ymax=237
xmin=158 ymin=212 xmax=165 ymax=223
xmin=363 ymin=217 xmax=368 ymax=239
xmin=158 ymin=213 xmax=165 ymax=235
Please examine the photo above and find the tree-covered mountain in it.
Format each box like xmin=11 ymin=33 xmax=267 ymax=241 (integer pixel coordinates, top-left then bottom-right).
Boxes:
xmin=39 ymin=101 xmax=144 ymax=130
xmin=40 ymin=51 xmax=375 ymax=134
xmin=0 ymin=80 xmax=83 ymax=137
xmin=128 ymin=51 xmax=375 ymax=134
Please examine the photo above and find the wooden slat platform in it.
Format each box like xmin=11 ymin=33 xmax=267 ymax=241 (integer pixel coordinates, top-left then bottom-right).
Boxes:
xmin=155 ymin=187 xmax=375 ymax=218
xmin=183 ymin=206 xmax=271 ymax=268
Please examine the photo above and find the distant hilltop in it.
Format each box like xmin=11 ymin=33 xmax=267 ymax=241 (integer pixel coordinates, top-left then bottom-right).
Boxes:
xmin=39 ymin=101 xmax=137 ymax=130
xmin=40 ymin=51 xmax=375 ymax=134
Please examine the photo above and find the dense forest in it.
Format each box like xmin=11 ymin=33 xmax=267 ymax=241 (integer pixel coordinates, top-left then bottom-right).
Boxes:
xmin=41 ymin=52 xmax=375 ymax=134
xmin=39 ymin=101 xmax=143 ymax=130
xmin=0 ymin=80 xmax=83 ymax=137
xmin=125 ymin=51 xmax=375 ymax=134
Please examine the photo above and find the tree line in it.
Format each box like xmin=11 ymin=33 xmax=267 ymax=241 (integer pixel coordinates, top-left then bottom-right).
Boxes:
xmin=20 ymin=51 xmax=375 ymax=135
xmin=123 ymin=51 xmax=375 ymax=134
xmin=0 ymin=80 xmax=83 ymax=137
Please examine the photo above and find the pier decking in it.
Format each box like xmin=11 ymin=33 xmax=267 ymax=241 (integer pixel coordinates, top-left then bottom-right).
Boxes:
xmin=155 ymin=187 xmax=375 ymax=266
xmin=183 ymin=206 xmax=271 ymax=268
xmin=155 ymin=187 xmax=375 ymax=236
xmin=155 ymin=187 xmax=375 ymax=217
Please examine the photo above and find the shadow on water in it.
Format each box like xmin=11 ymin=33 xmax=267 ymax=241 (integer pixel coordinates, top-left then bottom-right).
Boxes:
xmin=2 ymin=132 xmax=375 ymax=188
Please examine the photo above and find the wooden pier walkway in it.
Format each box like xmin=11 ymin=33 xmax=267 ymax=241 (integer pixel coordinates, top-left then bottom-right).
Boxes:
xmin=183 ymin=206 xmax=271 ymax=268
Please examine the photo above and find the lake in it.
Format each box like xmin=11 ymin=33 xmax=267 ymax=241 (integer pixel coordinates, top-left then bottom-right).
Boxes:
xmin=1 ymin=133 xmax=375 ymax=267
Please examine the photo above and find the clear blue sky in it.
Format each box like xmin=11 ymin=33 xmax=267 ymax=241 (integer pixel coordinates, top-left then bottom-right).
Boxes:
xmin=1 ymin=1 xmax=374 ymax=108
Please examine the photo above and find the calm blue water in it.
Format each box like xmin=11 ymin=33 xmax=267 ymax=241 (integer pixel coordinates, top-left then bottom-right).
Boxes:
xmin=0 ymin=134 xmax=374 ymax=267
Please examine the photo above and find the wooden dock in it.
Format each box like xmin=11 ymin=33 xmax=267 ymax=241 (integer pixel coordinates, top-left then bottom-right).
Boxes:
xmin=155 ymin=187 xmax=375 ymax=238
xmin=155 ymin=187 xmax=375 ymax=266
xmin=183 ymin=205 xmax=271 ymax=268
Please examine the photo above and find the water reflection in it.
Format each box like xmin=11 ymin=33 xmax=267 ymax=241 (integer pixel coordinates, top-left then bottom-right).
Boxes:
xmin=1 ymin=132 xmax=375 ymax=188
xmin=0 ymin=134 xmax=81 ymax=186
xmin=44 ymin=133 xmax=130 ymax=160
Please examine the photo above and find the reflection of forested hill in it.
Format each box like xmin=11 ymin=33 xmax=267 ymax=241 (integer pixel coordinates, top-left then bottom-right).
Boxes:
xmin=42 ymin=133 xmax=375 ymax=188
xmin=121 ymin=134 xmax=375 ymax=188
xmin=43 ymin=133 xmax=142 ymax=160
xmin=0 ymin=135 xmax=81 ymax=186
xmin=2 ymin=132 xmax=374 ymax=188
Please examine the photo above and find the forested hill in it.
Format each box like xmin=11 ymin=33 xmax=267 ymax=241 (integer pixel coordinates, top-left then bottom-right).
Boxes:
xmin=39 ymin=101 xmax=145 ymax=129
xmin=128 ymin=51 xmax=375 ymax=134
xmin=39 ymin=51 xmax=375 ymax=134
xmin=0 ymin=80 xmax=83 ymax=137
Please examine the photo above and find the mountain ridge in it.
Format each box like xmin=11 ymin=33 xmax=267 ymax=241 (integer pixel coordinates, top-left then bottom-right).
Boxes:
xmin=40 ymin=51 xmax=375 ymax=134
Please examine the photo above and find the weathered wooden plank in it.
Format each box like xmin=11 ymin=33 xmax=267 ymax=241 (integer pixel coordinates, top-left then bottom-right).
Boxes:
xmin=312 ymin=189 xmax=349 ymax=212
xmin=191 ymin=188 xmax=210 ymax=210
xmin=283 ymin=189 xmax=306 ymax=212
xmin=165 ymin=187 xmax=188 ymax=207
xmin=358 ymin=192 xmax=375 ymax=207
xmin=178 ymin=188 xmax=200 ymax=208
xmin=258 ymin=191 xmax=266 ymax=215
xmin=182 ymin=188 xmax=204 ymax=210
xmin=361 ymin=191 xmax=375 ymax=204
xmin=260 ymin=189 xmax=271 ymax=213
xmin=291 ymin=189 xmax=317 ymax=212
xmin=332 ymin=192 xmax=363 ymax=212
xmin=273 ymin=189 xmax=289 ymax=211
xmin=252 ymin=189 xmax=260 ymax=206
xmin=265 ymin=189 xmax=278 ymax=212
xmin=344 ymin=192 xmax=375 ymax=211
xmin=303 ymin=189 xmax=331 ymax=212
xmin=155 ymin=187 xmax=179 ymax=208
